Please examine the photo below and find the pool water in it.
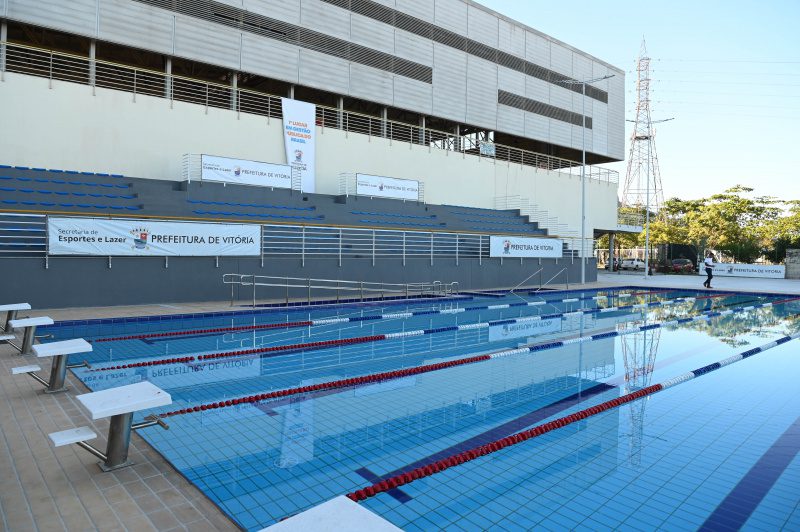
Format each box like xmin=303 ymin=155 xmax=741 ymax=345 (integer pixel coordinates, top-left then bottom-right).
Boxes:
xmin=44 ymin=287 xmax=800 ymax=530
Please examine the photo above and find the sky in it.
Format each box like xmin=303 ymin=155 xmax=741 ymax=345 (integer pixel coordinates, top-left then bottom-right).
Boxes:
xmin=476 ymin=0 xmax=800 ymax=203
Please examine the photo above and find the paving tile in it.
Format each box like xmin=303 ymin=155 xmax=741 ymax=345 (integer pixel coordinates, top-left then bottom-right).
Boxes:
xmin=147 ymin=508 xmax=183 ymax=530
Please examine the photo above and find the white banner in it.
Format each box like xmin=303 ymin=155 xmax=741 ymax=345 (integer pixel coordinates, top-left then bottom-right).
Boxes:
xmin=489 ymin=236 xmax=563 ymax=258
xmin=698 ymin=263 xmax=785 ymax=279
xmin=356 ymin=173 xmax=420 ymax=201
xmin=282 ymin=98 xmax=316 ymax=193
xmin=200 ymin=154 xmax=292 ymax=188
xmin=488 ymin=318 xmax=561 ymax=342
xmin=48 ymin=217 xmax=260 ymax=256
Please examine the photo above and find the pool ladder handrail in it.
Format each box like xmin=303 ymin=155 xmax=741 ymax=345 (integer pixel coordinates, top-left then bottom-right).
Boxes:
xmin=223 ymin=273 xmax=459 ymax=307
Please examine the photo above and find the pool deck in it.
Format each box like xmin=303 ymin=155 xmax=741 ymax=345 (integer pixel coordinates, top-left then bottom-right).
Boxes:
xmin=1 ymin=273 xmax=798 ymax=531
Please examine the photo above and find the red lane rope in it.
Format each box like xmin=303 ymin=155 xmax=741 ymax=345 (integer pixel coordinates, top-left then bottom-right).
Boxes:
xmin=158 ymin=353 xmax=492 ymax=418
xmin=346 ymin=384 xmax=663 ymax=502
xmin=94 ymin=334 xmax=387 ymax=371
xmin=90 ymin=320 xmax=314 ymax=343
xmin=89 ymin=289 xmax=679 ymax=343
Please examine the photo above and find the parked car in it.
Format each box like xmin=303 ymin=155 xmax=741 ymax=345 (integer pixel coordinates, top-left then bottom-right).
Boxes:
xmin=621 ymin=258 xmax=646 ymax=270
xmin=604 ymin=258 xmax=620 ymax=271
xmin=670 ymin=258 xmax=695 ymax=273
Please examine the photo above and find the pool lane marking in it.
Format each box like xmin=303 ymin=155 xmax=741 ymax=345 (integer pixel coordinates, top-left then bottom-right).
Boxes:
xmin=355 ymin=381 xmax=615 ymax=503
xmin=345 ymin=329 xmax=800 ymax=503
xmin=89 ymin=289 xmax=677 ymax=343
xmin=90 ymin=291 xmax=734 ymax=371
xmin=153 ymin=302 xmax=800 ymax=419
xmin=699 ymin=414 xmax=800 ymax=531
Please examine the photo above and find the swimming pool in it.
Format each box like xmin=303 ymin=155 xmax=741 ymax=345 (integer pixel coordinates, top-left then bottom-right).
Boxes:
xmin=43 ymin=287 xmax=800 ymax=530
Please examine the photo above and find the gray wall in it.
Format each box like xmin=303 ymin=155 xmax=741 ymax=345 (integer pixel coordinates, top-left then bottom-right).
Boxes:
xmin=1 ymin=255 xmax=595 ymax=309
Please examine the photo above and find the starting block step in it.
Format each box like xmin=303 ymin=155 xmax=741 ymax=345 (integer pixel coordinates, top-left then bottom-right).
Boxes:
xmin=11 ymin=365 xmax=41 ymax=375
xmin=0 ymin=335 xmax=14 ymax=341
xmin=49 ymin=426 xmax=98 ymax=447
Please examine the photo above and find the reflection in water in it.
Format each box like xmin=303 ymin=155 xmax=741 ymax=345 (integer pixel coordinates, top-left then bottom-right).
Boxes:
xmin=621 ymin=320 xmax=660 ymax=468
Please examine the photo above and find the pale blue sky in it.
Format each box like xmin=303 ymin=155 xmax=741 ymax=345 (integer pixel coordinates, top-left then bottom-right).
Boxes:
xmin=477 ymin=0 xmax=800 ymax=203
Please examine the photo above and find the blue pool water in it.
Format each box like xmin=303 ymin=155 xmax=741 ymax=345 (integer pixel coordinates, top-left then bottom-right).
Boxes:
xmin=43 ymin=287 xmax=800 ymax=530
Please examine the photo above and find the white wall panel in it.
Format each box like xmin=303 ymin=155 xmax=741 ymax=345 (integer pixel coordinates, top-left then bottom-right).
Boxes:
xmin=467 ymin=5 xmax=498 ymax=47
xmin=216 ymin=0 xmax=244 ymax=8
xmin=550 ymin=120 xmax=570 ymax=147
xmin=298 ymin=48 xmax=349 ymax=95
xmin=240 ymin=33 xmax=300 ymax=83
xmin=498 ymin=19 xmax=525 ymax=57
xmin=434 ymin=0 xmax=467 ymax=36
xmin=591 ymin=100 xmax=608 ymax=156
xmin=549 ymin=42 xmax=572 ymax=78
xmin=369 ymin=0 xmax=396 ymax=7
xmin=606 ymin=73 xmax=625 ymax=159
xmin=432 ymin=43 xmax=466 ymax=122
xmin=524 ymin=112 xmax=548 ymax=141
xmin=350 ymin=13 xmax=394 ymax=56
xmin=7 ymin=0 xmax=97 ymax=37
xmin=550 ymin=86 xmax=571 ymax=111
xmin=498 ymin=66 xmax=524 ymax=95
xmin=572 ymin=53 xmax=592 ymax=83
xmin=244 ymin=0 xmax=301 ymax=25
xmin=525 ymin=76 xmax=549 ymax=103
xmin=395 ymin=0 xmax=433 ymax=20
xmin=98 ymin=0 xmax=174 ymax=56
xmin=525 ymin=31 xmax=550 ymax=68
xmin=300 ymin=0 xmax=350 ymax=41
xmin=393 ymin=76 xmax=432 ymax=115
xmin=174 ymin=15 xmax=241 ymax=70
xmin=349 ymin=63 xmax=393 ymax=106
xmin=496 ymin=105 xmax=524 ymax=137
xmin=394 ymin=30 xmax=433 ymax=66
xmin=465 ymin=56 xmax=497 ymax=129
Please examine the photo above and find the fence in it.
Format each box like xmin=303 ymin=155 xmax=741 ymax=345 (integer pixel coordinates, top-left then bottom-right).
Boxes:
xmin=1 ymin=42 xmax=618 ymax=185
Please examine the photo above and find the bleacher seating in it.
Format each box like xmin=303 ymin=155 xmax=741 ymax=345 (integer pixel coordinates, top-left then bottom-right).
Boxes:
xmin=0 ymin=165 xmax=556 ymax=239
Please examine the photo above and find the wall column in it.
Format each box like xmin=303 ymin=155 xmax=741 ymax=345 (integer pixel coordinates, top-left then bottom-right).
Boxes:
xmin=2 ymin=20 xmax=9 ymax=81
xmin=230 ymin=73 xmax=237 ymax=111
xmin=89 ymin=39 xmax=96 ymax=91
xmin=609 ymin=232 xmax=615 ymax=272
xmin=164 ymin=57 xmax=172 ymax=99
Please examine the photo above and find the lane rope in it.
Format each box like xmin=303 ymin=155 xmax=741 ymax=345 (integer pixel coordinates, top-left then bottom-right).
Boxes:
xmin=346 ymin=328 xmax=800 ymax=502
xmin=89 ymin=289 xmax=676 ymax=343
xmin=153 ymin=298 xmax=800 ymax=418
xmin=90 ymin=291 xmax=728 ymax=372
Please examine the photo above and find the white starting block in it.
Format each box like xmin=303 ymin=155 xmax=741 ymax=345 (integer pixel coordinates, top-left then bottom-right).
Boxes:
xmin=9 ymin=316 xmax=54 ymax=355
xmin=11 ymin=364 xmax=41 ymax=375
xmin=28 ymin=339 xmax=92 ymax=393
xmin=70 ymin=381 xmax=172 ymax=471
xmin=0 ymin=303 xmax=31 ymax=332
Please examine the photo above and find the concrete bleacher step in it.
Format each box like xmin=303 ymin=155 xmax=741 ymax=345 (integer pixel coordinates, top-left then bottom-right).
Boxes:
xmin=49 ymin=427 xmax=98 ymax=447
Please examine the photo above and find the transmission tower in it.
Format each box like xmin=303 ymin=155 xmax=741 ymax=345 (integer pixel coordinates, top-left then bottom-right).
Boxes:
xmin=621 ymin=39 xmax=667 ymax=213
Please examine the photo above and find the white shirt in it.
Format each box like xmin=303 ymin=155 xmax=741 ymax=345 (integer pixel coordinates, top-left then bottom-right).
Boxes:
xmin=704 ymin=257 xmax=714 ymax=268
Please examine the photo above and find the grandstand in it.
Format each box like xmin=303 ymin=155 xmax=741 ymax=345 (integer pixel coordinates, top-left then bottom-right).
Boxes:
xmin=0 ymin=0 xmax=625 ymax=307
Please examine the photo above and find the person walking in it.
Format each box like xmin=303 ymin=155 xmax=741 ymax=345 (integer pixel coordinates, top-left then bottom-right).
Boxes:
xmin=703 ymin=252 xmax=715 ymax=288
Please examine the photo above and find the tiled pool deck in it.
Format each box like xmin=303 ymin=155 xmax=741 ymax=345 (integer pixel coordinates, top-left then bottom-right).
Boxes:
xmin=1 ymin=273 xmax=798 ymax=531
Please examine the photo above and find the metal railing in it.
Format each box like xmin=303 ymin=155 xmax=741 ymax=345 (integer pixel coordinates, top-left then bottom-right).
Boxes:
xmin=530 ymin=267 xmax=570 ymax=293
xmin=223 ymin=273 xmax=459 ymax=307
xmin=2 ymin=42 xmax=618 ymax=185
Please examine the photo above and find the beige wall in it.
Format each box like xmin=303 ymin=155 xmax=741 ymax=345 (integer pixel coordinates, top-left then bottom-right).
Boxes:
xmin=0 ymin=72 xmax=618 ymax=237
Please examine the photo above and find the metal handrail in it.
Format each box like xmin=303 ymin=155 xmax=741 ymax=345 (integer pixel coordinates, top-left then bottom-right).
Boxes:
xmin=509 ymin=268 xmax=544 ymax=295
xmin=531 ymin=267 xmax=570 ymax=293
xmin=2 ymin=42 xmax=618 ymax=185
xmin=223 ymin=273 xmax=456 ymax=307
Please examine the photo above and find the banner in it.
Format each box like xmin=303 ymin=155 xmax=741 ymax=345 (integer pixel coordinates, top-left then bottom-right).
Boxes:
xmin=48 ymin=217 xmax=260 ymax=256
xmin=281 ymin=98 xmax=316 ymax=193
xmin=489 ymin=236 xmax=563 ymax=258
xmin=356 ymin=173 xmax=420 ymax=201
xmin=200 ymin=154 xmax=292 ymax=188
xmin=488 ymin=318 xmax=561 ymax=342
xmin=698 ymin=263 xmax=785 ymax=279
